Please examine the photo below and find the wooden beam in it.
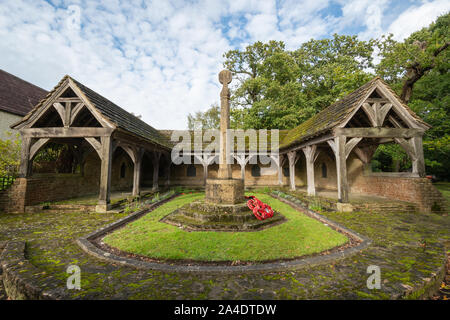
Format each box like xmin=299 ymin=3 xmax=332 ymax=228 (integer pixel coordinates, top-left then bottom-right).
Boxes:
xmin=361 ymin=103 xmax=377 ymax=127
xmin=22 ymin=127 xmax=113 ymax=138
xmin=69 ymin=103 xmax=84 ymax=125
xmin=281 ymin=133 xmax=334 ymax=154
xmin=151 ymin=152 xmax=161 ymax=191
xmin=302 ymin=145 xmax=320 ymax=196
xmin=85 ymin=137 xmax=103 ymax=160
xmin=132 ymin=148 xmax=144 ymax=196
xmin=55 ymin=97 xmax=82 ymax=103
xmin=287 ymin=150 xmax=297 ymax=191
xmin=19 ymin=136 xmax=31 ymax=178
xmin=53 ymin=102 xmax=66 ymax=125
xmin=29 ymin=138 xmax=50 ymax=160
xmin=335 ymin=136 xmax=348 ymax=203
xmin=345 ymin=137 xmax=362 ymax=159
xmin=334 ymin=127 xmax=424 ymax=138
xmin=377 ymin=103 xmax=392 ymax=126
xmin=98 ymin=136 xmax=113 ymax=209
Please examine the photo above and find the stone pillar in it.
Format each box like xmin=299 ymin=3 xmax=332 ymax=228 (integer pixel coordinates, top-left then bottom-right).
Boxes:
xmin=411 ymin=136 xmax=425 ymax=177
xmin=132 ymin=148 xmax=143 ymax=196
xmin=97 ymin=136 xmax=112 ymax=212
xmin=287 ymin=150 xmax=297 ymax=191
xmin=303 ymin=145 xmax=319 ymax=196
xmin=18 ymin=136 xmax=31 ymax=178
xmin=217 ymin=70 xmax=232 ymax=179
xmin=152 ymin=152 xmax=161 ymax=191
xmin=335 ymin=136 xmax=349 ymax=203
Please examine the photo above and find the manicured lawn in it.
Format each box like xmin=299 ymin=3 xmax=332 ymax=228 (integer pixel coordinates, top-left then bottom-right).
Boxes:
xmin=103 ymin=192 xmax=348 ymax=262
xmin=434 ymin=182 xmax=450 ymax=203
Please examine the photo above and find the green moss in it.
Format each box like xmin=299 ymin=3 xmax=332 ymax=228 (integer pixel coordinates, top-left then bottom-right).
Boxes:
xmin=103 ymin=193 xmax=348 ymax=262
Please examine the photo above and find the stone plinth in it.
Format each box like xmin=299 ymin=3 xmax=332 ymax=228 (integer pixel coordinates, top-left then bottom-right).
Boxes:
xmin=161 ymin=200 xmax=286 ymax=231
xmin=205 ymin=178 xmax=245 ymax=204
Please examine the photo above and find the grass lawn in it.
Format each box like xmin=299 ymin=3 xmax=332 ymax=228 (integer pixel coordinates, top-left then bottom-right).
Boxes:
xmin=103 ymin=192 xmax=348 ymax=262
xmin=434 ymin=182 xmax=450 ymax=203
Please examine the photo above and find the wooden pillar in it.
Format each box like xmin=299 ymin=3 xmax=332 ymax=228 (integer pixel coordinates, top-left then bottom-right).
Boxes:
xmin=287 ymin=151 xmax=297 ymax=191
xmin=276 ymin=154 xmax=283 ymax=186
xmin=302 ymin=145 xmax=319 ymax=196
xmin=19 ymin=136 xmax=32 ymax=178
xmin=97 ymin=136 xmax=112 ymax=211
xmin=335 ymin=136 xmax=348 ymax=203
xmin=166 ymin=162 xmax=171 ymax=186
xmin=203 ymin=164 xmax=208 ymax=186
xmin=152 ymin=152 xmax=161 ymax=191
xmin=132 ymin=149 xmax=143 ymax=196
xmin=411 ymin=136 xmax=425 ymax=177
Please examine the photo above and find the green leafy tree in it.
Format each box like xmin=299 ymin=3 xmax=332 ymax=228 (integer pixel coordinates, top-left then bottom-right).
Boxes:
xmin=0 ymin=132 xmax=21 ymax=176
xmin=376 ymin=12 xmax=450 ymax=179
xmin=376 ymin=12 xmax=449 ymax=103
xmin=222 ymin=35 xmax=375 ymax=129
xmin=187 ymin=103 xmax=220 ymax=130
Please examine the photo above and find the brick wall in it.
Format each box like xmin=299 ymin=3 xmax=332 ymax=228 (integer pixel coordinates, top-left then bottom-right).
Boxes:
xmin=0 ymin=151 xmax=134 ymax=213
xmin=351 ymin=174 xmax=448 ymax=213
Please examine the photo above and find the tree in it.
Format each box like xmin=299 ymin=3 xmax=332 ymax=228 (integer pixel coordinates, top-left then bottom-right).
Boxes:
xmin=375 ymin=12 xmax=450 ymax=179
xmin=0 ymin=132 xmax=21 ymax=176
xmin=221 ymin=35 xmax=375 ymax=129
xmin=187 ymin=103 xmax=220 ymax=130
xmin=376 ymin=12 xmax=449 ymax=103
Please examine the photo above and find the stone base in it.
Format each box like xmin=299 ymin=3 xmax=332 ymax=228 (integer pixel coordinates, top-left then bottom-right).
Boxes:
xmin=95 ymin=203 xmax=112 ymax=213
xmin=205 ymin=178 xmax=245 ymax=204
xmin=336 ymin=202 xmax=354 ymax=212
xmin=161 ymin=200 xmax=286 ymax=231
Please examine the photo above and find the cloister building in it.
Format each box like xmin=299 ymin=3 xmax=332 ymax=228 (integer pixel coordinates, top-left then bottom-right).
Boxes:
xmin=0 ymin=75 xmax=446 ymax=213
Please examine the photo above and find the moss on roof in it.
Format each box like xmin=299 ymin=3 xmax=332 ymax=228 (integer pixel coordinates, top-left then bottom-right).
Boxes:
xmin=280 ymin=77 xmax=429 ymax=150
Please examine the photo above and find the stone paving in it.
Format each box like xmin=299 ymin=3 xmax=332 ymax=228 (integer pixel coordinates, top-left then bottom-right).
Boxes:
xmin=0 ymin=192 xmax=448 ymax=300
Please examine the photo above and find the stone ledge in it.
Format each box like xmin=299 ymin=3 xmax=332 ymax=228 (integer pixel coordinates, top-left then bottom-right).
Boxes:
xmin=0 ymin=241 xmax=67 ymax=300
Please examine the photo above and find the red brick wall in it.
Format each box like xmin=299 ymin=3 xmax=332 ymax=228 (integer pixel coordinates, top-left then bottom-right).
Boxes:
xmin=351 ymin=174 xmax=448 ymax=213
xmin=0 ymin=151 xmax=134 ymax=213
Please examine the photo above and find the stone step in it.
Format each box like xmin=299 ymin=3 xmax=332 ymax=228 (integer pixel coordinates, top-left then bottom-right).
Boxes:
xmin=163 ymin=210 xmax=285 ymax=232
xmin=180 ymin=207 xmax=256 ymax=223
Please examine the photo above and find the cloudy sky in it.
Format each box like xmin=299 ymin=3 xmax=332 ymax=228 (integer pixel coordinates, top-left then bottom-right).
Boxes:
xmin=1 ymin=0 xmax=449 ymax=129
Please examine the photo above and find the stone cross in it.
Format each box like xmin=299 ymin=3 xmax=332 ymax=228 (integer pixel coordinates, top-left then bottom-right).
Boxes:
xmin=217 ymin=69 xmax=232 ymax=179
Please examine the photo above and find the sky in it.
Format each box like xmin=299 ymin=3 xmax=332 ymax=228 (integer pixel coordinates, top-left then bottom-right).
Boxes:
xmin=0 ymin=0 xmax=449 ymax=129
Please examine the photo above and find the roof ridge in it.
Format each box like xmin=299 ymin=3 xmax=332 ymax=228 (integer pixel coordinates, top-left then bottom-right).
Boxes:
xmin=0 ymin=69 xmax=47 ymax=93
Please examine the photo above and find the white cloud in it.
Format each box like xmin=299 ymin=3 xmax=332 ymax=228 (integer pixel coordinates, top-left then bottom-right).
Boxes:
xmin=387 ymin=0 xmax=450 ymax=40
xmin=0 ymin=0 xmax=448 ymax=129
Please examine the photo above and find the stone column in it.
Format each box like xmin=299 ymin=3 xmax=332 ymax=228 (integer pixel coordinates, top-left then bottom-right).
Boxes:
xmin=287 ymin=150 xmax=297 ymax=191
xmin=303 ymin=145 xmax=320 ymax=196
xmin=217 ymin=70 xmax=232 ymax=179
xmin=97 ymin=136 xmax=113 ymax=212
xmin=18 ymin=136 xmax=31 ymax=178
xmin=152 ymin=152 xmax=161 ymax=191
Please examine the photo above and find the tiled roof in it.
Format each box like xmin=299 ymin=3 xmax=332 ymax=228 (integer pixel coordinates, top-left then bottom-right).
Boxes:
xmin=280 ymin=77 xmax=429 ymax=150
xmin=0 ymin=69 xmax=47 ymax=116
xmin=12 ymin=75 xmax=171 ymax=149
xmin=69 ymin=77 xmax=172 ymax=149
